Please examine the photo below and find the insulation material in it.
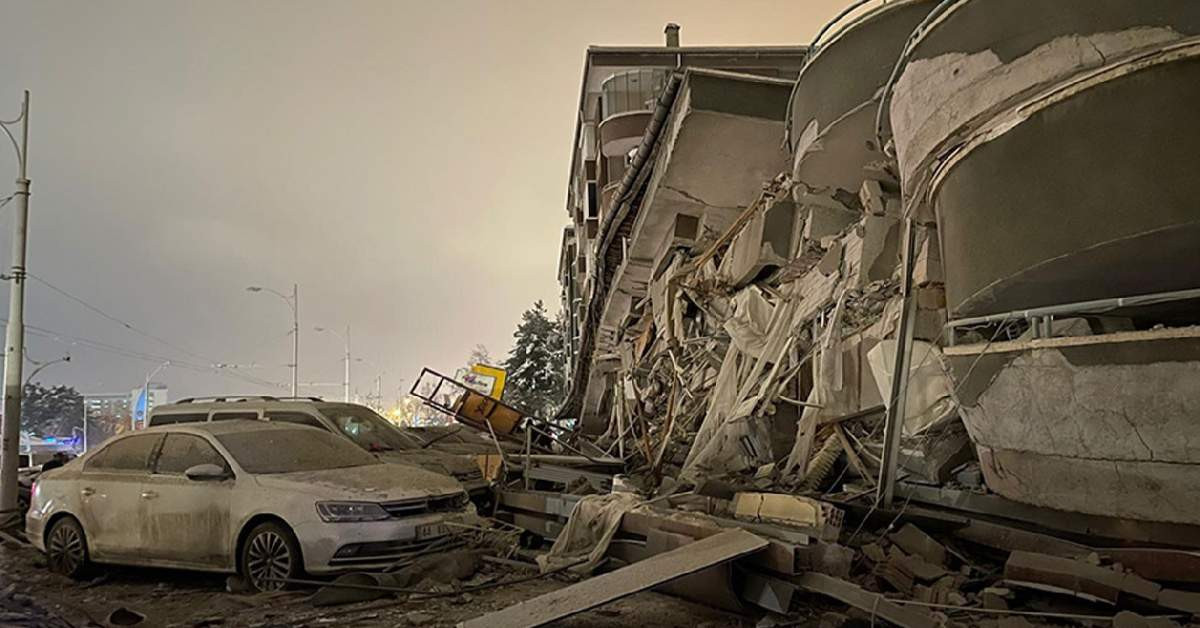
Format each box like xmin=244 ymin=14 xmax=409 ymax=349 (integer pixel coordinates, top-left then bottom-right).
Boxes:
xmin=537 ymin=492 xmax=644 ymax=575
xmin=684 ymin=296 xmax=800 ymax=480
xmin=867 ymin=339 xmax=957 ymax=437
xmin=681 ymin=345 xmax=744 ymax=475
xmin=723 ymin=287 xmax=775 ymax=359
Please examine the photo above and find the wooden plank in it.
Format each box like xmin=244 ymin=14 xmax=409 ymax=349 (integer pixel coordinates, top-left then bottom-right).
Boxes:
xmin=458 ymin=529 xmax=768 ymax=628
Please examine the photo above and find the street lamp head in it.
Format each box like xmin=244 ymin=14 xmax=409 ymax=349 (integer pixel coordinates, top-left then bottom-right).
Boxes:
xmin=246 ymin=286 xmax=263 ymax=293
xmin=313 ymin=326 xmax=326 ymax=332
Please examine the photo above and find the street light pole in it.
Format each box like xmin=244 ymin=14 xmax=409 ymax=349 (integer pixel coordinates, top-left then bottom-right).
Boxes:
xmin=0 ymin=90 xmax=31 ymax=520
xmin=138 ymin=360 xmax=170 ymax=430
xmin=314 ymin=325 xmax=350 ymax=402
xmin=23 ymin=354 xmax=70 ymax=386
xmin=247 ymin=284 xmax=299 ymax=397
xmin=291 ymin=283 xmax=299 ymax=397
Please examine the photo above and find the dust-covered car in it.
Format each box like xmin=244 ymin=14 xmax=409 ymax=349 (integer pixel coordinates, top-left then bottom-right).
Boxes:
xmin=147 ymin=398 xmax=491 ymax=500
xmin=26 ymin=421 xmax=475 ymax=591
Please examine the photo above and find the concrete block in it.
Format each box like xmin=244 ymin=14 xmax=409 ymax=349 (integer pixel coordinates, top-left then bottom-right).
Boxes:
xmin=913 ymin=229 xmax=944 ymax=286
xmin=858 ymin=213 xmax=901 ymax=285
xmin=916 ymin=285 xmax=946 ymax=310
xmin=859 ymin=179 xmax=900 ymax=217
xmin=890 ymin=524 xmax=948 ymax=566
xmin=816 ymin=239 xmax=844 ymax=277
xmin=719 ymin=200 xmax=798 ymax=287
xmin=804 ymin=199 xmax=860 ymax=243
xmin=732 ymin=492 xmax=843 ymax=541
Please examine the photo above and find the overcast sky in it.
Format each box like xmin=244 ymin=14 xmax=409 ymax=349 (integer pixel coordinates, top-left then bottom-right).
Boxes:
xmin=0 ymin=0 xmax=844 ymax=403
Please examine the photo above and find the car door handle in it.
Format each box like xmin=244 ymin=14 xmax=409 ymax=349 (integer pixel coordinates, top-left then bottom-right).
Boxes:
xmin=80 ymin=487 xmax=95 ymax=497
xmin=140 ymin=491 xmax=158 ymax=500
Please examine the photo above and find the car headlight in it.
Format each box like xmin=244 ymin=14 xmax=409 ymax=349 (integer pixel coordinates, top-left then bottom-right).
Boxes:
xmin=315 ymin=501 xmax=390 ymax=523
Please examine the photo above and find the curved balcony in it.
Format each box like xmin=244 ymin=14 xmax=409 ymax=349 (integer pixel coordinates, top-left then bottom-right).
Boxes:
xmin=788 ymin=0 xmax=935 ymax=201
xmin=598 ymin=110 xmax=652 ymax=160
xmin=890 ymin=0 xmax=1200 ymax=317
xmin=890 ymin=0 xmax=1200 ymax=200
xmin=600 ymin=68 xmax=670 ymax=120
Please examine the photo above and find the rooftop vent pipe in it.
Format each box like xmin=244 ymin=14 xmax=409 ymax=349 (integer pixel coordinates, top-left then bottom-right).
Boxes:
xmin=665 ymin=23 xmax=680 ymax=47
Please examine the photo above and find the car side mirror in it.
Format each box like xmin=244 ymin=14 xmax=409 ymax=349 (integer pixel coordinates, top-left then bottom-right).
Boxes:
xmin=184 ymin=463 xmax=229 ymax=481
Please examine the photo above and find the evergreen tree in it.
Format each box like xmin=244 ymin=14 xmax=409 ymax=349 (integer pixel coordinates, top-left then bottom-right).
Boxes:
xmin=22 ymin=382 xmax=84 ymax=437
xmin=465 ymin=344 xmax=495 ymax=369
xmin=503 ymin=300 xmax=566 ymax=417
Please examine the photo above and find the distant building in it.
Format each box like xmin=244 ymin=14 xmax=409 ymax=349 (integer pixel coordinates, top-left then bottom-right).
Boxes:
xmin=84 ymin=382 xmax=168 ymax=429
xmin=84 ymin=393 xmax=131 ymax=425
xmin=130 ymin=382 xmax=168 ymax=427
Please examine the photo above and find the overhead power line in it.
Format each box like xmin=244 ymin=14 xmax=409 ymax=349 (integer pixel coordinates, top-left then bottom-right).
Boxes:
xmin=27 ymin=273 xmax=218 ymax=365
xmin=7 ymin=317 xmax=288 ymax=391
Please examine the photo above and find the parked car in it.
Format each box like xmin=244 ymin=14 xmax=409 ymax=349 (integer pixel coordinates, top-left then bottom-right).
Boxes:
xmin=147 ymin=397 xmax=491 ymax=500
xmin=26 ymin=421 xmax=474 ymax=591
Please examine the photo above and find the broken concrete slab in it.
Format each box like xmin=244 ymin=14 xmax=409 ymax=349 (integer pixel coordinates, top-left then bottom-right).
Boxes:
xmin=890 ymin=524 xmax=948 ymax=567
xmin=719 ymin=199 xmax=799 ymax=287
xmin=857 ymin=213 xmax=901 ymax=286
xmin=459 ymin=529 xmax=768 ymax=628
xmin=898 ymin=420 xmax=974 ymax=484
xmin=792 ymin=572 xmax=937 ymax=628
xmin=1004 ymin=550 xmax=1163 ymax=607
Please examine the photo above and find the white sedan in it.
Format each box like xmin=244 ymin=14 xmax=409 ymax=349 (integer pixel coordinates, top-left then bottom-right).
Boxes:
xmin=26 ymin=420 xmax=476 ymax=591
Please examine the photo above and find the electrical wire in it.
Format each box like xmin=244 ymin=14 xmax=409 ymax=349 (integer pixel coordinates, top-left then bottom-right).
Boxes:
xmin=27 ymin=272 xmax=218 ymax=365
xmin=18 ymin=271 xmax=295 ymax=390
xmin=5 ymin=317 xmax=288 ymax=391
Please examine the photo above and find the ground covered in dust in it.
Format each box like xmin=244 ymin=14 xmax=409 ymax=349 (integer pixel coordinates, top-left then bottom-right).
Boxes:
xmin=0 ymin=539 xmax=747 ymax=627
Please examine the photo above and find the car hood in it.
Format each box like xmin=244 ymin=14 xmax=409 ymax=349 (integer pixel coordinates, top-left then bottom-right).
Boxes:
xmin=252 ymin=462 xmax=463 ymax=501
xmin=377 ymin=450 xmax=481 ymax=480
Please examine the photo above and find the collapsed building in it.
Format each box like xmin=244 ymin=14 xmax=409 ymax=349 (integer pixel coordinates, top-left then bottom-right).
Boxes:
xmin=555 ymin=2 xmax=1200 ymax=537
xmin=450 ymin=4 xmax=1200 ymax=625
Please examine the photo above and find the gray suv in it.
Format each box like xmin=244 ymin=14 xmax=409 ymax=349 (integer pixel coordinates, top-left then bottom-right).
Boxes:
xmin=147 ymin=397 xmax=489 ymax=498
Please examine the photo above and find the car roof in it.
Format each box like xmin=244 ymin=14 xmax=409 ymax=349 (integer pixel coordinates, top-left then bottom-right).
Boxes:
xmin=136 ymin=419 xmax=316 ymax=437
xmin=150 ymin=398 xmax=370 ymax=414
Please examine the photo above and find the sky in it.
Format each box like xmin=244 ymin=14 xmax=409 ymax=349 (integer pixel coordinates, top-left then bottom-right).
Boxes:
xmin=0 ymin=0 xmax=846 ymax=405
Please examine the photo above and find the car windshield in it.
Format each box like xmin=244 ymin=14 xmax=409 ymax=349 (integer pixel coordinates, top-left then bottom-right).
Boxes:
xmin=215 ymin=428 xmax=380 ymax=474
xmin=319 ymin=405 xmax=420 ymax=453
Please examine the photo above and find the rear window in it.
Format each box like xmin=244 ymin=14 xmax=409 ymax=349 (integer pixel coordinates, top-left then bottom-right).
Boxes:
xmin=86 ymin=434 xmax=161 ymax=472
xmin=149 ymin=412 xmax=207 ymax=426
xmin=265 ymin=411 xmax=329 ymax=431
xmin=212 ymin=411 xmax=259 ymax=421
xmin=215 ymin=428 xmax=379 ymax=474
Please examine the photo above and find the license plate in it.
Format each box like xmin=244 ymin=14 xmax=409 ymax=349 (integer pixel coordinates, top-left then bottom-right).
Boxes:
xmin=416 ymin=522 xmax=448 ymax=540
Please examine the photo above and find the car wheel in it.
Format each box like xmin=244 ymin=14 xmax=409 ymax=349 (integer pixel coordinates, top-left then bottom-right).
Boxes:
xmin=46 ymin=516 xmax=88 ymax=578
xmin=241 ymin=522 xmax=301 ymax=592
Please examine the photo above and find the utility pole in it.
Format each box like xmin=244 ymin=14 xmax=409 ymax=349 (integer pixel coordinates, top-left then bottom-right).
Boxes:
xmin=291 ymin=283 xmax=299 ymax=397
xmin=315 ymin=325 xmax=350 ymax=402
xmin=0 ymin=91 xmax=31 ymax=521
xmin=138 ymin=361 xmax=170 ymax=430
xmin=247 ymin=283 xmax=299 ymax=397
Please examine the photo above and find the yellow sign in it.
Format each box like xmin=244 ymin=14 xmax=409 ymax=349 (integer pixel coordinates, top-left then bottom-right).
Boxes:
xmin=458 ymin=363 xmax=506 ymax=399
